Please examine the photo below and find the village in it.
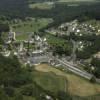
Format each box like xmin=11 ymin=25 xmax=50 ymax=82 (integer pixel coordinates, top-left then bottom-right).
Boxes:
xmin=0 ymin=19 xmax=100 ymax=84
xmin=0 ymin=28 xmax=50 ymax=65
xmin=0 ymin=1 xmax=100 ymax=100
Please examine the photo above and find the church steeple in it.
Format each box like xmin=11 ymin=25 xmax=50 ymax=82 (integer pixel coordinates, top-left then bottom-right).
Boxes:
xmin=8 ymin=26 xmax=16 ymax=41
xmin=9 ymin=26 xmax=13 ymax=33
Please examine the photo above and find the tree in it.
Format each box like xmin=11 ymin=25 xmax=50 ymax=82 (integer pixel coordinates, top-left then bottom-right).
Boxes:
xmin=0 ymin=87 xmax=9 ymax=100
xmin=0 ymin=23 xmax=9 ymax=32
xmin=0 ymin=55 xmax=22 ymax=87
xmin=0 ymin=23 xmax=9 ymax=45
xmin=0 ymin=54 xmax=25 ymax=86
xmin=0 ymin=23 xmax=9 ymax=38
xmin=0 ymin=54 xmax=33 ymax=99
xmin=57 ymin=91 xmax=72 ymax=100
xmin=14 ymin=92 xmax=23 ymax=100
xmin=90 ymin=76 xmax=96 ymax=83
xmin=91 ymin=57 xmax=100 ymax=78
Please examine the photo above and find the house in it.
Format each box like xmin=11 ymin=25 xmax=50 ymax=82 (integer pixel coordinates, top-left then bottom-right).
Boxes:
xmin=94 ymin=52 xmax=100 ymax=59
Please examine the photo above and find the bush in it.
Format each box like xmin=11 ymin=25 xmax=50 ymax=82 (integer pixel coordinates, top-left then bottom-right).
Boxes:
xmin=21 ymin=84 xmax=34 ymax=96
xmin=4 ymin=86 xmax=15 ymax=97
xmin=90 ymin=76 xmax=96 ymax=83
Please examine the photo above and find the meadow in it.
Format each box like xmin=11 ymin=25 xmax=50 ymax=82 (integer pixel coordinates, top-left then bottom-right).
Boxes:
xmin=35 ymin=64 xmax=100 ymax=98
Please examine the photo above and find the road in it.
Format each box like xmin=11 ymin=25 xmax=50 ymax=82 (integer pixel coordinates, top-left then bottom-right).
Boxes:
xmin=56 ymin=58 xmax=93 ymax=80
xmin=46 ymin=52 xmax=93 ymax=80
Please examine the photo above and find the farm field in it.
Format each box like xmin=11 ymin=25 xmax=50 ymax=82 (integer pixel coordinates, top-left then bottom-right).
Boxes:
xmin=35 ymin=64 xmax=100 ymax=97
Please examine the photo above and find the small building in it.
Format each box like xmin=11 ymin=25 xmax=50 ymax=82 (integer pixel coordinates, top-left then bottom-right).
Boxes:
xmin=94 ymin=52 xmax=100 ymax=59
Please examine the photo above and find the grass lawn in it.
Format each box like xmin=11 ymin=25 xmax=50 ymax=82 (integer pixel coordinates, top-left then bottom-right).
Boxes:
xmin=16 ymin=33 xmax=30 ymax=40
xmin=35 ymin=64 xmax=100 ymax=97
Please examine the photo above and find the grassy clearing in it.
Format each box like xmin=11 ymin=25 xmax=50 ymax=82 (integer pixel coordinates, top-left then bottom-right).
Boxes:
xmin=16 ymin=33 xmax=30 ymax=40
xmin=12 ymin=18 xmax=53 ymax=33
xmin=29 ymin=2 xmax=54 ymax=10
xmin=35 ymin=64 xmax=100 ymax=97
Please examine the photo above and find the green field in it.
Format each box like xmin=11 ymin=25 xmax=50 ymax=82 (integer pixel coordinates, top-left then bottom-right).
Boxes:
xmin=32 ymin=71 xmax=67 ymax=95
xmin=35 ymin=64 xmax=100 ymax=97
xmin=29 ymin=2 xmax=54 ymax=10
xmin=12 ymin=18 xmax=53 ymax=33
xmin=15 ymin=69 xmax=68 ymax=100
xmin=21 ymin=66 xmax=100 ymax=100
xmin=12 ymin=18 xmax=53 ymax=40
